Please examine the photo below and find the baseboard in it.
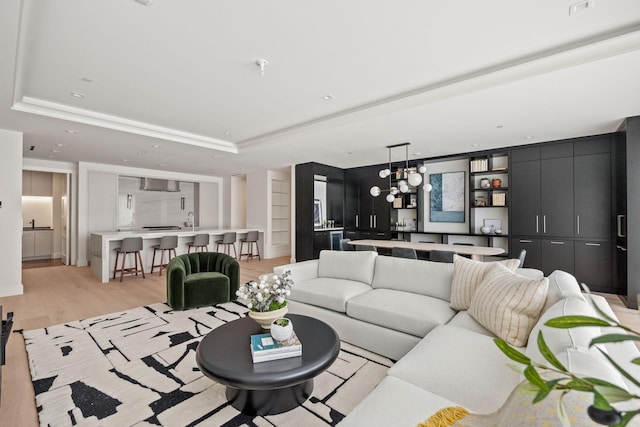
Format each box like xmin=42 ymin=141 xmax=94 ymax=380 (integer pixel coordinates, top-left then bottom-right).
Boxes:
xmin=0 ymin=282 xmax=24 ymax=297
xmin=77 ymin=258 xmax=89 ymax=267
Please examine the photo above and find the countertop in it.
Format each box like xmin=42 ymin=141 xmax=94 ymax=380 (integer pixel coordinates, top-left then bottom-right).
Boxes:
xmin=313 ymin=227 xmax=344 ymax=232
xmin=90 ymin=228 xmax=263 ymax=239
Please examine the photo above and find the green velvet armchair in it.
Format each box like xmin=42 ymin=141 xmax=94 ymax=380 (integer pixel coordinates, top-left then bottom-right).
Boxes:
xmin=166 ymin=252 xmax=240 ymax=310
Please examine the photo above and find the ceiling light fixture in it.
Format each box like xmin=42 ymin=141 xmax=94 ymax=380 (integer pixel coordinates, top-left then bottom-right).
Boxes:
xmin=56 ymin=143 xmax=65 ymax=147
xmin=224 ymin=131 xmax=233 ymax=136
xmin=255 ymin=59 xmax=269 ymax=77
xmin=65 ymin=129 xmax=77 ymax=134
xmin=135 ymin=0 xmax=153 ymax=5
xmin=370 ymin=142 xmax=430 ymax=203
xmin=81 ymin=77 xmax=93 ymax=83
xmin=322 ymin=94 xmax=335 ymax=101
xmin=70 ymin=92 xmax=85 ymax=98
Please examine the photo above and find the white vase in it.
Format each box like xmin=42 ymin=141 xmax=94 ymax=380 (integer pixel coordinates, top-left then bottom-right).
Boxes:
xmin=247 ymin=306 xmax=288 ymax=329
xmin=270 ymin=318 xmax=293 ymax=341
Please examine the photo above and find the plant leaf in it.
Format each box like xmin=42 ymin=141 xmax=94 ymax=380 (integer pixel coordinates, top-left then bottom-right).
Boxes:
xmin=566 ymin=378 xmax=594 ymax=392
xmin=524 ymin=365 xmax=548 ymax=391
xmin=593 ymin=385 xmax=633 ymax=404
xmin=533 ymin=386 xmax=553 ymax=404
xmin=545 ymin=315 xmax=611 ymax=328
xmin=592 ymin=389 xmax=613 ymax=411
xmin=494 ymin=338 xmax=530 ymax=364
xmin=537 ymin=331 xmax=567 ymax=371
xmin=631 ymin=357 xmax=640 ymax=365
xmin=590 ymin=334 xmax=640 ymax=346
xmin=557 ymin=392 xmax=571 ymax=427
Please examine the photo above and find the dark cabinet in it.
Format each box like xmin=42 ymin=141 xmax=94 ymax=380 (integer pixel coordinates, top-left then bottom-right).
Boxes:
xmin=510 ymin=160 xmax=541 ymax=236
xmin=541 ymin=239 xmax=574 ymax=276
xmin=344 ymin=171 xmax=359 ymax=229
xmin=574 ymin=240 xmax=613 ymax=292
xmin=358 ymin=175 xmax=390 ymax=232
xmin=511 ymin=238 xmax=541 ymax=270
xmin=574 ymin=152 xmax=611 ymax=239
xmin=540 ymin=157 xmax=574 ymax=237
xmin=313 ymin=231 xmax=331 ymax=259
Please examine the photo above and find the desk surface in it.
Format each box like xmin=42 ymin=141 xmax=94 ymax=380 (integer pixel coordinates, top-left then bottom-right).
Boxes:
xmin=348 ymin=239 xmax=505 ymax=259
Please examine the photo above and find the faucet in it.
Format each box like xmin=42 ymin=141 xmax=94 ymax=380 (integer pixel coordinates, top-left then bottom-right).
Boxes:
xmin=187 ymin=212 xmax=195 ymax=232
xmin=29 ymin=219 xmax=35 ymax=229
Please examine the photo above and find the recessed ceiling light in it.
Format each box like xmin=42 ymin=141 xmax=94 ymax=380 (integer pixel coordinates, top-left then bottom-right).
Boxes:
xmin=428 ymin=149 xmax=436 ymax=153
xmin=322 ymin=94 xmax=335 ymax=101
xmin=122 ymin=159 xmax=129 ymax=162
xmin=47 ymin=155 xmax=56 ymax=158
xmin=471 ymin=144 xmax=479 ymax=147
xmin=496 ymin=125 xmax=504 ymax=129
xmin=135 ymin=0 xmax=153 ymax=5
xmin=524 ymin=136 xmax=536 ymax=140
xmin=65 ymin=129 xmax=78 ymax=134
xmin=56 ymin=143 xmax=65 ymax=147
xmin=81 ymin=77 xmax=93 ymax=83
xmin=70 ymin=92 xmax=85 ymax=98
xmin=51 ymin=150 xmax=60 ymax=153
xmin=212 ymin=155 xmax=221 ymax=159
xmin=152 ymin=144 xmax=161 ymax=148
xmin=137 ymin=151 xmax=147 ymax=155
xmin=224 ymin=131 xmax=233 ymax=136
xmin=413 ymin=152 xmax=422 ymax=156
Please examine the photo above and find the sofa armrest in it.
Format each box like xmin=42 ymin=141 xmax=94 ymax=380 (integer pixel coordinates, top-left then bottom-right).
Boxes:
xmin=274 ymin=260 xmax=319 ymax=283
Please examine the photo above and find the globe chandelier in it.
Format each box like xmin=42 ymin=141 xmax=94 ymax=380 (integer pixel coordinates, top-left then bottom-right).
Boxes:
xmin=370 ymin=142 xmax=431 ymax=203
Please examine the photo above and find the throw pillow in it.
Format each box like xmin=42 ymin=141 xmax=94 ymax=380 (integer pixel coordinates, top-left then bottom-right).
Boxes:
xmin=449 ymin=255 xmax=520 ymax=310
xmin=468 ymin=263 xmax=549 ymax=347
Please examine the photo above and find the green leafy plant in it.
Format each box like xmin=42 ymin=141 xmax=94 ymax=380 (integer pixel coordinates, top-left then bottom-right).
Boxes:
xmin=495 ymin=287 xmax=640 ymax=426
xmin=273 ymin=318 xmax=290 ymax=327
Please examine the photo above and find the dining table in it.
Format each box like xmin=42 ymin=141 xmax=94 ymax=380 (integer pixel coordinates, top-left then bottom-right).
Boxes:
xmin=348 ymin=239 xmax=505 ymax=261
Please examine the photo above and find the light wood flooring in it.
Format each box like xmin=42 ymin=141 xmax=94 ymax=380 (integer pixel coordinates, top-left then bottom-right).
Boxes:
xmin=0 ymin=258 xmax=637 ymax=425
xmin=0 ymin=256 xmax=288 ymax=426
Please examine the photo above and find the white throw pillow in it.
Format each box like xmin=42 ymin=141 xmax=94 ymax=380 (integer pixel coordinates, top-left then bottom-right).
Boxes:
xmin=450 ymin=255 xmax=520 ymax=310
xmin=468 ymin=263 xmax=549 ymax=347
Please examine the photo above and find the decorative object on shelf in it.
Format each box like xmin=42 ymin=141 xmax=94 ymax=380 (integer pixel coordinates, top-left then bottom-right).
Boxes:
xmin=492 ymin=192 xmax=506 ymax=206
xmin=480 ymin=225 xmax=493 ymax=235
xmin=270 ymin=318 xmax=294 ymax=341
xmin=236 ymin=270 xmax=294 ymax=329
xmin=370 ymin=142 xmax=430 ymax=203
xmin=480 ymin=178 xmax=491 ymax=189
xmin=491 ymin=178 xmax=502 ymax=188
xmin=313 ymin=199 xmax=322 ymax=228
xmin=483 ymin=219 xmax=502 ymax=235
xmin=494 ymin=228 xmax=503 ymax=235
xmin=474 ymin=197 xmax=487 ymax=207
xmin=430 ymin=171 xmax=465 ymax=223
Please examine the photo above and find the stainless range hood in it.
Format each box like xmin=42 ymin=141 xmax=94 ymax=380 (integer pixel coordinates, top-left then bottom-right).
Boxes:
xmin=140 ymin=178 xmax=181 ymax=192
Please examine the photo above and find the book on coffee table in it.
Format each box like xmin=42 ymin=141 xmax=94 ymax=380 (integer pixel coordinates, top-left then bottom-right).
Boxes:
xmin=250 ymin=332 xmax=302 ymax=363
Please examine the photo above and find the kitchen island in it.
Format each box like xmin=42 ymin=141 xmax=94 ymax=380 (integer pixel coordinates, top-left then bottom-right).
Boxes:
xmin=90 ymin=228 xmax=264 ymax=283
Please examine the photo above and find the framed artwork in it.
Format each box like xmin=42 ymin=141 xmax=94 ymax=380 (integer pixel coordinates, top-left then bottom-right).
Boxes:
xmin=430 ymin=171 xmax=465 ymax=223
xmin=313 ymin=199 xmax=323 ymax=227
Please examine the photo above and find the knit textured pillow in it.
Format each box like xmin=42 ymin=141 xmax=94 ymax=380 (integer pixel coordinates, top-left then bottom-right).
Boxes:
xmin=449 ymin=255 xmax=520 ymax=310
xmin=468 ymin=263 xmax=549 ymax=347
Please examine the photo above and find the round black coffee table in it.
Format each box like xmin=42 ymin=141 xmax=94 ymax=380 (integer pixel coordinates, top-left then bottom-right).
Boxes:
xmin=196 ymin=313 xmax=340 ymax=415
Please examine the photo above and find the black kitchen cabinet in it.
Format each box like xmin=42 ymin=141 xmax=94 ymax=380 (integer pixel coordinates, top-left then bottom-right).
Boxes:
xmin=510 ymin=160 xmax=541 ymax=236
xmin=541 ymin=239 xmax=574 ymax=276
xmin=574 ymin=240 xmax=613 ymax=292
xmin=510 ymin=238 xmax=542 ymax=270
xmin=574 ymin=152 xmax=612 ymax=239
xmin=358 ymin=175 xmax=390 ymax=232
xmin=313 ymin=231 xmax=331 ymax=259
xmin=344 ymin=170 xmax=360 ymax=229
xmin=540 ymin=157 xmax=574 ymax=237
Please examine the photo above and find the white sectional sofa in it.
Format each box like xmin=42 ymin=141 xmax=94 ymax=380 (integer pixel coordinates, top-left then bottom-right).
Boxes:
xmin=274 ymin=250 xmax=640 ymax=426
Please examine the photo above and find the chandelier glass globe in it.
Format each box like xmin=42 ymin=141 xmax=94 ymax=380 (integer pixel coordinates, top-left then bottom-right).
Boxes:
xmin=424 ymin=183 xmax=433 ymax=192
xmin=370 ymin=186 xmax=381 ymax=197
xmin=390 ymin=186 xmax=398 ymax=195
xmin=379 ymin=169 xmax=391 ymax=178
xmin=408 ymin=172 xmax=423 ymax=187
xmin=386 ymin=194 xmax=395 ymax=203
xmin=418 ymin=165 xmax=427 ymax=174
xmin=399 ymin=183 xmax=409 ymax=193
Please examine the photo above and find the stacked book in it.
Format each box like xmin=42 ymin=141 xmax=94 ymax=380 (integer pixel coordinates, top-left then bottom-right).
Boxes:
xmin=492 ymin=192 xmax=506 ymax=206
xmin=250 ymin=332 xmax=302 ymax=363
xmin=470 ymin=159 xmax=488 ymax=173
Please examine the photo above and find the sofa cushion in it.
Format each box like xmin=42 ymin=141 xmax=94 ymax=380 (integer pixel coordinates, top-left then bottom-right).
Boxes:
xmin=468 ymin=263 xmax=548 ymax=347
xmin=346 ymin=289 xmax=456 ymax=337
xmin=450 ymin=255 xmax=520 ymax=310
xmin=388 ymin=325 xmax=523 ymax=414
xmin=371 ymin=256 xmax=453 ymax=301
xmin=446 ymin=311 xmax=494 ymax=337
xmin=337 ymin=376 xmax=458 ymax=427
xmin=288 ymin=277 xmax=372 ymax=313
xmin=542 ymin=269 xmax=584 ymax=313
xmin=318 ymin=250 xmax=377 ymax=284
xmin=556 ymin=348 xmax=629 ymax=390
xmin=525 ymin=296 xmax=602 ymax=363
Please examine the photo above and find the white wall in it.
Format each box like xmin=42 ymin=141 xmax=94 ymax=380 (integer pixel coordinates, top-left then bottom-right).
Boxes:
xmin=230 ymin=175 xmax=247 ymax=229
xmin=0 ymin=129 xmax=24 ymax=296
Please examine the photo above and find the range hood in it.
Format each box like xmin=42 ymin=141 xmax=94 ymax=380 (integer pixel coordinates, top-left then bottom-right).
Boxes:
xmin=140 ymin=178 xmax=181 ymax=192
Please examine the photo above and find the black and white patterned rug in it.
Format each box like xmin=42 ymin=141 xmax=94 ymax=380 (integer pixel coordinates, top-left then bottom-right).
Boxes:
xmin=23 ymin=302 xmax=393 ymax=426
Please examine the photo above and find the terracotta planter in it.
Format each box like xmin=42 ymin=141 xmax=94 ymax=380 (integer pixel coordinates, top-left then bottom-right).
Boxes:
xmin=491 ymin=178 xmax=502 ymax=188
xmin=247 ymin=306 xmax=288 ymax=329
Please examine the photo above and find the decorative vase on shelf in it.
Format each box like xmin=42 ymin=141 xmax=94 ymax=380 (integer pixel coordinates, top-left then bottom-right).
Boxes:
xmin=480 ymin=178 xmax=490 ymax=189
xmin=270 ymin=318 xmax=293 ymax=341
xmin=491 ymin=178 xmax=502 ymax=188
xmin=248 ymin=306 xmax=288 ymax=329
xmin=480 ymin=226 xmax=492 ymax=235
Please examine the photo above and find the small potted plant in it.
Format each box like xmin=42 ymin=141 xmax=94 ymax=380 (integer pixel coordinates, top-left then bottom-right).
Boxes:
xmin=235 ymin=270 xmax=294 ymax=329
xmin=270 ymin=318 xmax=294 ymax=341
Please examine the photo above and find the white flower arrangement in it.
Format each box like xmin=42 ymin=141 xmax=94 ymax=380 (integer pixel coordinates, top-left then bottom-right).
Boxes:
xmin=235 ymin=269 xmax=294 ymax=312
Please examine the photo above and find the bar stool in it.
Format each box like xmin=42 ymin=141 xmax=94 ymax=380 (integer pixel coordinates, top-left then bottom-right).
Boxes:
xmin=239 ymin=230 xmax=261 ymax=260
xmin=112 ymin=237 xmax=145 ymax=282
xmin=216 ymin=232 xmax=237 ymax=259
xmin=187 ymin=233 xmax=210 ymax=253
xmin=150 ymin=235 xmax=178 ymax=276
